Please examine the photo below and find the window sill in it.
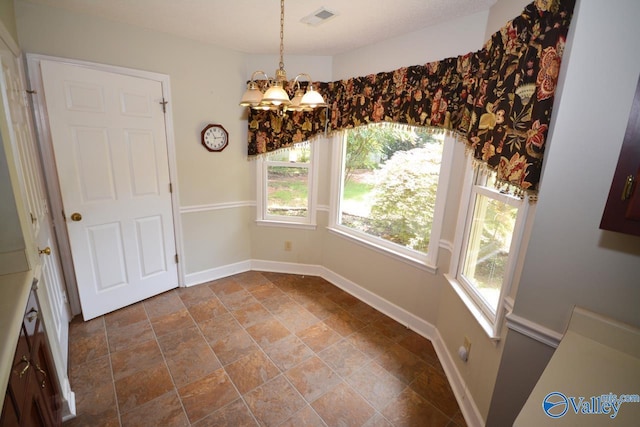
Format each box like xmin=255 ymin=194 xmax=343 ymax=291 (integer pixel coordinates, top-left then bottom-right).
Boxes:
xmin=255 ymin=220 xmax=317 ymax=230
xmin=327 ymin=226 xmax=438 ymax=274
xmin=444 ymin=273 xmax=501 ymax=342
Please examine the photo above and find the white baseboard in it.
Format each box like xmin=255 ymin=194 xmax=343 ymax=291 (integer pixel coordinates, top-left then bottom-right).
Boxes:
xmin=184 ymin=260 xmax=252 ymax=286
xmin=431 ymin=328 xmax=484 ymax=427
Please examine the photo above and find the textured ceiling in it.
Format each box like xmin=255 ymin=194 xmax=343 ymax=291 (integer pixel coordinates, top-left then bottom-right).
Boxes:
xmin=21 ymin=0 xmax=497 ymax=56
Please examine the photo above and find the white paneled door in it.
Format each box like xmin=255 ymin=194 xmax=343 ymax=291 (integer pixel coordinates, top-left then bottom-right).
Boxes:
xmin=40 ymin=60 xmax=178 ymax=320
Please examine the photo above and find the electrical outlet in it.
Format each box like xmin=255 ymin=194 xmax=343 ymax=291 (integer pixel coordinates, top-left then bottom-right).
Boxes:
xmin=284 ymin=241 xmax=292 ymax=251
xmin=464 ymin=336 xmax=472 ymax=354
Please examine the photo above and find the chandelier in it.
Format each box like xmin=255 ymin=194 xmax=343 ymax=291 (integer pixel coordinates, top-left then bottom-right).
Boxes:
xmin=239 ymin=0 xmax=326 ymax=113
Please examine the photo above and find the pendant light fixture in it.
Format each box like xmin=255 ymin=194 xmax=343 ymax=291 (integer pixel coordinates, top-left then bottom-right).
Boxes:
xmin=239 ymin=0 xmax=326 ymax=113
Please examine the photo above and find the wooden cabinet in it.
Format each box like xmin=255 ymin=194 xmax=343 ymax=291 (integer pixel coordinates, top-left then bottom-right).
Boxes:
xmin=601 ymin=74 xmax=640 ymax=236
xmin=0 ymin=288 xmax=61 ymax=427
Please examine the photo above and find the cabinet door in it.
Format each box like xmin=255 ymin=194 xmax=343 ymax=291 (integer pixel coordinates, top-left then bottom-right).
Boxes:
xmin=600 ymin=75 xmax=640 ymax=235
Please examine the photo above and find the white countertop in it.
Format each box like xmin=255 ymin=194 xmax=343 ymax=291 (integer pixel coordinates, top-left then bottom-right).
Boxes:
xmin=515 ymin=307 xmax=640 ymax=426
xmin=0 ymin=270 xmax=35 ymax=411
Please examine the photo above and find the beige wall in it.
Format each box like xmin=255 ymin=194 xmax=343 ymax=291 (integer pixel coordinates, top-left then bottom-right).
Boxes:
xmin=0 ymin=0 xmax=17 ymax=43
xmin=15 ymin=0 xmax=254 ymax=274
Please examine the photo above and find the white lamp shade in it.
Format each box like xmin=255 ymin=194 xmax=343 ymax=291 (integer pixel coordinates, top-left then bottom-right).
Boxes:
xmin=262 ymin=83 xmax=291 ymax=106
xmin=300 ymin=89 xmax=326 ymax=108
xmin=239 ymin=86 xmax=263 ymax=107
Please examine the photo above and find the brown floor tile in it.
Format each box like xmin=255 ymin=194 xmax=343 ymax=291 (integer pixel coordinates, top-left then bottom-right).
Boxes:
xmin=150 ymin=307 xmax=195 ymax=337
xmin=120 ymin=391 xmax=189 ymax=427
xmin=311 ymin=382 xmax=376 ymax=427
xmin=285 ymin=356 xmax=342 ymax=403
xmin=409 ymin=364 xmax=460 ymax=417
xmin=198 ymin=312 xmax=242 ymax=343
xmin=363 ymin=413 xmax=394 ymax=427
xmin=346 ymin=324 xmax=395 ymax=360
xmin=217 ymin=289 xmax=258 ymax=311
xmin=248 ymin=282 xmax=284 ymax=301
xmin=297 ymin=322 xmax=341 ymax=352
xmin=144 ymin=291 xmax=185 ymax=320
xmin=192 ymin=398 xmax=258 ymax=427
xmin=372 ymin=316 xmax=413 ymax=342
xmin=398 ymin=332 xmax=440 ymax=366
xmin=243 ymin=375 xmax=306 ymax=426
xmin=346 ymin=361 xmax=407 ymax=411
xmin=225 ymin=349 xmax=280 ymax=394
xmin=318 ymin=339 xmax=371 ymax=377
xmin=176 ymin=284 xmax=215 ymax=306
xmin=208 ymin=277 xmax=244 ymax=296
xmin=246 ymin=317 xmax=291 ymax=347
xmin=157 ymin=326 xmax=221 ymax=387
xmin=260 ymin=292 xmax=296 ymax=312
xmin=297 ymin=295 xmax=343 ymax=320
xmin=273 ymin=304 xmax=320 ymax=334
xmin=178 ymin=368 xmax=239 ymax=423
xmin=186 ymin=296 xmax=228 ymax=323
xmin=376 ymin=343 xmax=429 ymax=385
xmin=64 ymin=414 xmax=120 ymax=427
xmin=104 ymin=304 xmax=147 ymax=329
xmin=69 ymin=329 xmax=109 ymax=367
xmin=323 ymin=309 xmax=366 ymax=337
xmin=69 ymin=355 xmax=117 ymax=422
xmin=279 ymin=404 xmax=326 ymax=427
xmin=232 ymin=302 xmax=272 ymax=328
xmin=105 ymin=318 xmax=155 ymax=353
xmin=69 ymin=316 xmax=105 ymax=339
xmin=233 ymin=271 xmax=271 ymax=288
xmin=115 ymin=361 xmax=174 ymax=414
xmin=111 ymin=339 xmax=164 ymax=380
xmin=262 ymin=334 xmax=314 ymax=371
xmin=65 ymin=272 xmax=465 ymax=427
xmin=325 ymin=289 xmax=362 ymax=309
xmin=211 ymin=328 xmax=259 ymax=365
xmin=381 ymin=388 xmax=451 ymax=427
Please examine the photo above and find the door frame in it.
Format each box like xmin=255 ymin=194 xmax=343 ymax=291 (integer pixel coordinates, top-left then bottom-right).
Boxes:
xmin=26 ymin=54 xmax=185 ymax=316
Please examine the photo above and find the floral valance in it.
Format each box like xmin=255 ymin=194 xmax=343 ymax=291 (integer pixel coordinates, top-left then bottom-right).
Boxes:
xmin=247 ymin=0 xmax=575 ymax=193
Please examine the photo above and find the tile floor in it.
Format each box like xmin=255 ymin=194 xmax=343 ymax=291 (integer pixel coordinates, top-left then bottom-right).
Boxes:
xmin=64 ymin=271 xmax=466 ymax=427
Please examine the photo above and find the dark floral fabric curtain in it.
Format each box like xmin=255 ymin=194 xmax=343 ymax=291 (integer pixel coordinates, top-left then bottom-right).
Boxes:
xmin=247 ymin=0 xmax=575 ymax=193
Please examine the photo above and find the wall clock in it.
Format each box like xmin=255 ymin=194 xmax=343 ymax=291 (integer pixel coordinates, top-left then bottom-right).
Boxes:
xmin=201 ymin=124 xmax=229 ymax=152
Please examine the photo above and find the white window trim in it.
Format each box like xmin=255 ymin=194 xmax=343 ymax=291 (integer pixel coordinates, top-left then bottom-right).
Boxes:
xmin=447 ymin=154 xmax=532 ymax=340
xmin=328 ymin=128 xmax=455 ymax=272
xmin=256 ymin=140 xmax=319 ymax=228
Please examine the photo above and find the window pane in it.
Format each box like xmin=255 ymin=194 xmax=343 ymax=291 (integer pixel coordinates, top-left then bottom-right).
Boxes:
xmin=267 ymin=166 xmax=308 ymax=217
xmin=339 ymin=124 xmax=444 ymax=253
xmin=462 ymin=193 xmax=518 ymax=312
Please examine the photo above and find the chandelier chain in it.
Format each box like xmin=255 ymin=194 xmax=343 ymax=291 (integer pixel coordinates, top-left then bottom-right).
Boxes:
xmin=279 ymin=0 xmax=285 ymax=71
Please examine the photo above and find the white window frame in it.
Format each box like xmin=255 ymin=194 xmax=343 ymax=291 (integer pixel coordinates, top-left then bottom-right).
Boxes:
xmin=446 ymin=154 xmax=531 ymax=339
xmin=256 ymin=141 xmax=319 ymax=229
xmin=328 ymin=128 xmax=454 ymax=273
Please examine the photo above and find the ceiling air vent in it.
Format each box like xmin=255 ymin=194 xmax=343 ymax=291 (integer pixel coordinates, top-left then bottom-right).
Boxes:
xmin=301 ymin=7 xmax=338 ymax=26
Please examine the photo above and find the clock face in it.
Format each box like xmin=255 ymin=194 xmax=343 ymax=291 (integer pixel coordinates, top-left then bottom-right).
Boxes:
xmin=201 ymin=124 xmax=228 ymax=152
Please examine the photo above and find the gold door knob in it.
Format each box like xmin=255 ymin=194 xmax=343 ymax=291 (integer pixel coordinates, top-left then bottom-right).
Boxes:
xmin=38 ymin=247 xmax=51 ymax=256
xmin=70 ymin=212 xmax=82 ymax=221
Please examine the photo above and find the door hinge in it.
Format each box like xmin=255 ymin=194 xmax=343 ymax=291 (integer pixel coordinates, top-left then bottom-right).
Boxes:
xmin=169 ymin=183 xmax=173 ymax=193
xmin=160 ymin=98 xmax=168 ymax=113
xmin=175 ymin=254 xmax=179 ymax=264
